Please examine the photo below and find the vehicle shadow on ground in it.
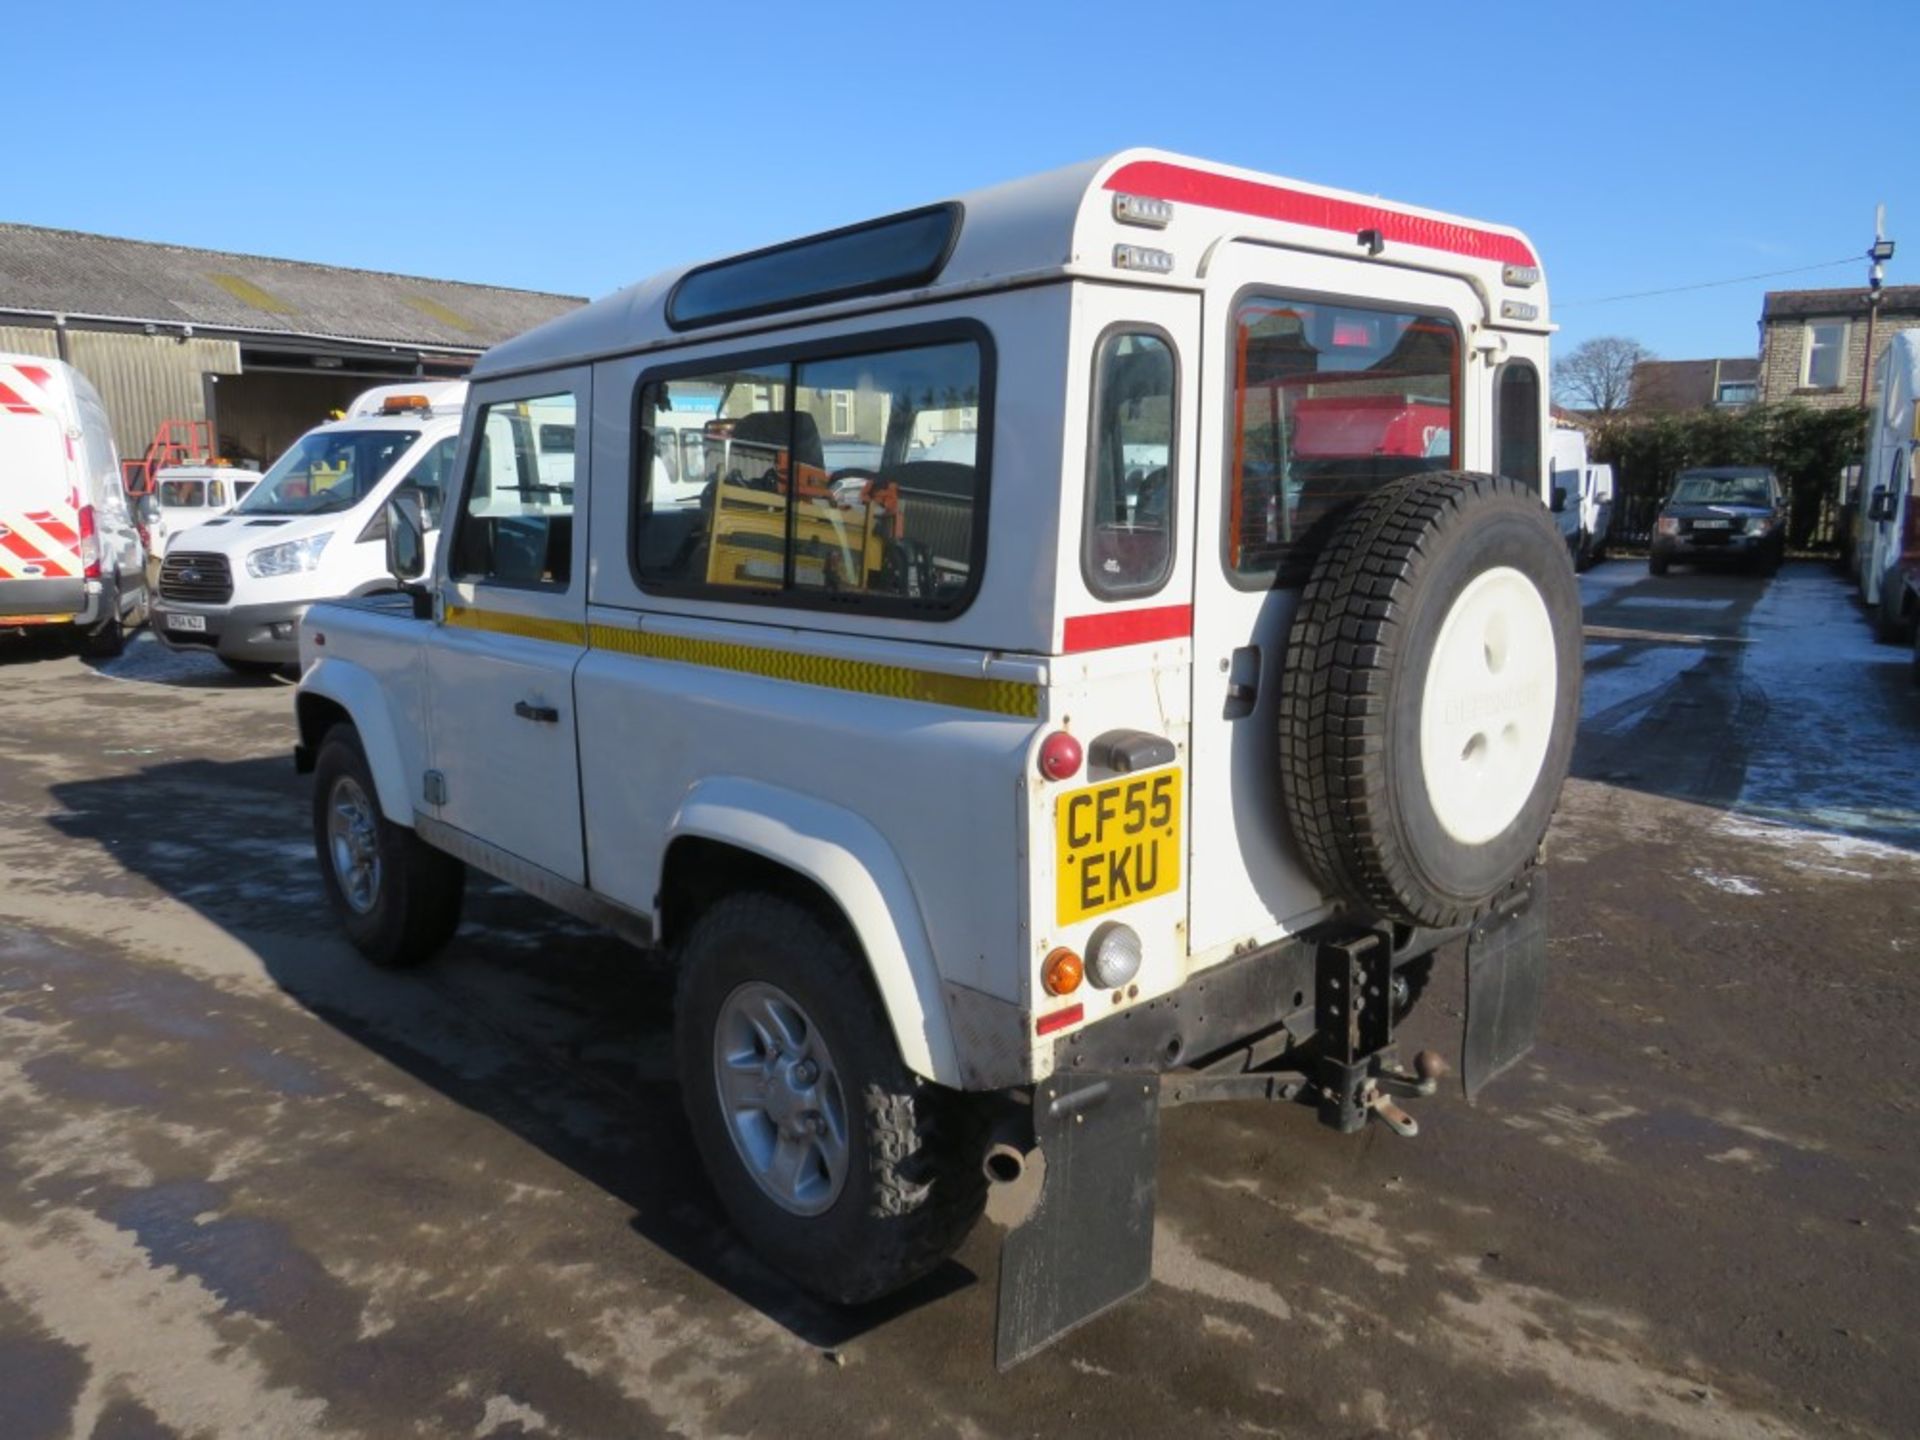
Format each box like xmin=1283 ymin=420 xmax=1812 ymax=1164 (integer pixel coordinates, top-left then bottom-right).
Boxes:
xmin=46 ymin=755 xmax=968 ymax=1351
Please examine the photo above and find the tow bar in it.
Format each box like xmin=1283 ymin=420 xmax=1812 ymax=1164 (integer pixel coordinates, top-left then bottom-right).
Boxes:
xmin=993 ymin=872 xmax=1549 ymax=1366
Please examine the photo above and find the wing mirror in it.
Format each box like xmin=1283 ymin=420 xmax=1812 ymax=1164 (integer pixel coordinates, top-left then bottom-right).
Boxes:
xmin=383 ymin=486 xmax=433 ymax=614
xmin=1550 ymin=485 xmax=1569 ymax=514
xmin=1867 ymin=486 xmax=1895 ymax=523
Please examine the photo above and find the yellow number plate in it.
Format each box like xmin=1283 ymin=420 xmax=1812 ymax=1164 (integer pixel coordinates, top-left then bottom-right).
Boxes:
xmin=1055 ymin=768 xmax=1182 ymax=924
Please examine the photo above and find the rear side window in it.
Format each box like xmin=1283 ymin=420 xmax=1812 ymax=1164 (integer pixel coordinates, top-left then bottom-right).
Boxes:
xmin=1084 ymin=328 xmax=1177 ymax=598
xmin=633 ymin=331 xmax=989 ymax=616
xmin=1495 ymin=360 xmax=1542 ymax=494
xmin=1227 ymin=295 xmax=1459 ymax=587
xmin=450 ymin=394 xmax=577 ymax=589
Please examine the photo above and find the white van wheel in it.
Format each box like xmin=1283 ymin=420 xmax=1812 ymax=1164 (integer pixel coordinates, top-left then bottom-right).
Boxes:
xmin=1278 ymin=472 xmax=1581 ymax=930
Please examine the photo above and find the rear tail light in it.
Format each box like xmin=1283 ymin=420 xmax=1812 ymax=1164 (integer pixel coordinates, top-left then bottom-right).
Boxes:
xmin=1038 ymin=731 xmax=1083 ymax=781
xmin=77 ymin=504 xmax=100 ymax=578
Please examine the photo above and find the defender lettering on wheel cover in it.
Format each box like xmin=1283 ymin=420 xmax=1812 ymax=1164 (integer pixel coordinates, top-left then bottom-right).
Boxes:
xmin=1419 ymin=566 xmax=1557 ymax=846
xmin=293 ymin=148 xmax=1564 ymax=1365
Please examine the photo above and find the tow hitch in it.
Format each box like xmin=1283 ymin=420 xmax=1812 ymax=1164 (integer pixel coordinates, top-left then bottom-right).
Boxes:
xmin=993 ymin=874 xmax=1549 ymax=1365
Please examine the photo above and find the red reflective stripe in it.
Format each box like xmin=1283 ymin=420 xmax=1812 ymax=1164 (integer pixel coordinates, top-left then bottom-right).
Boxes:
xmin=1062 ymin=603 xmax=1192 ymax=653
xmin=0 ymin=380 xmax=38 ymax=414
xmin=1105 ymin=160 xmax=1538 ymax=268
xmin=15 ymin=365 xmax=53 ymax=389
xmin=1035 ymin=1003 xmax=1084 ymax=1036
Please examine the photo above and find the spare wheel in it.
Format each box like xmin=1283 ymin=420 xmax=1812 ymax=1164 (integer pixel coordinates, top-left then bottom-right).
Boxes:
xmin=1277 ymin=472 xmax=1581 ymax=930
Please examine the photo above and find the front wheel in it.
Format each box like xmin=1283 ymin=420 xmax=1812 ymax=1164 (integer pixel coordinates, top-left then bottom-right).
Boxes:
xmin=674 ymin=893 xmax=985 ymax=1305
xmin=311 ymin=724 xmax=465 ymax=966
xmin=1649 ymin=554 xmax=1670 ymax=577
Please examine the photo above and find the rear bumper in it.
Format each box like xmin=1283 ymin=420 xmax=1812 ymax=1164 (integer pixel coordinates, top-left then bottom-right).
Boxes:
xmin=152 ymin=597 xmax=309 ymax=664
xmin=0 ymin=575 xmax=106 ymax=627
xmin=1651 ymin=531 xmax=1778 ymax=561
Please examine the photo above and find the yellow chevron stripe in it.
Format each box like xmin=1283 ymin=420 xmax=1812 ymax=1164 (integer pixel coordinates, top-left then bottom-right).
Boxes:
xmin=589 ymin=623 xmax=1040 ymax=718
xmin=444 ymin=605 xmax=588 ymax=646
xmin=443 ymin=604 xmax=1038 ymax=717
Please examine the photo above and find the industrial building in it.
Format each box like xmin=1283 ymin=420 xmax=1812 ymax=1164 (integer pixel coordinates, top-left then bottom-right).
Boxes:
xmin=0 ymin=222 xmax=583 ymax=473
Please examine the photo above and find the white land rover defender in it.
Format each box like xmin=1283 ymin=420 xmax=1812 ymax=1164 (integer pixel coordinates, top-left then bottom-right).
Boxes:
xmin=295 ymin=150 xmax=1576 ymax=1364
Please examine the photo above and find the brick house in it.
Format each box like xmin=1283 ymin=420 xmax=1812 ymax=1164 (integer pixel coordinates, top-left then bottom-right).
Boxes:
xmin=1758 ymin=285 xmax=1920 ymax=409
xmin=1629 ymin=356 xmax=1759 ymax=412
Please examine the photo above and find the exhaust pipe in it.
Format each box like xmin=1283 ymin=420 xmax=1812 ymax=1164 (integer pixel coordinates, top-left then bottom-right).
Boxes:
xmin=983 ymin=1142 xmax=1027 ymax=1186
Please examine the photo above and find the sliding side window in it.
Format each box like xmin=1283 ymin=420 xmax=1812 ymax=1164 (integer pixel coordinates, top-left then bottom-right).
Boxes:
xmin=633 ymin=332 xmax=988 ymax=616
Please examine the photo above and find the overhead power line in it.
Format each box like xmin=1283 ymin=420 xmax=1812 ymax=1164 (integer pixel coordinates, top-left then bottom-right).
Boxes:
xmin=1557 ymin=255 xmax=1861 ymax=308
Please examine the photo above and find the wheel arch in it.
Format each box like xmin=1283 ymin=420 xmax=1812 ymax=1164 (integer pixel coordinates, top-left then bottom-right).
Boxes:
xmin=296 ymin=658 xmax=415 ymax=825
xmin=660 ymin=777 xmax=958 ymax=1087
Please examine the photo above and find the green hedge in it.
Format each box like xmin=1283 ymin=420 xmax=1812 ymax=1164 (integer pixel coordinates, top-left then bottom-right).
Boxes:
xmin=1585 ymin=403 xmax=1867 ymax=546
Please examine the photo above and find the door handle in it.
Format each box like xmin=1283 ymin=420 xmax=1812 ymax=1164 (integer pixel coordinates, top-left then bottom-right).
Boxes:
xmin=513 ymin=700 xmax=560 ymax=724
xmin=1224 ymin=645 xmax=1261 ymax=720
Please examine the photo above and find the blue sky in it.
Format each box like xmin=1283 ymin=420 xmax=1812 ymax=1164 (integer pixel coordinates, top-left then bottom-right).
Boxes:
xmin=10 ymin=1 xmax=1915 ymax=369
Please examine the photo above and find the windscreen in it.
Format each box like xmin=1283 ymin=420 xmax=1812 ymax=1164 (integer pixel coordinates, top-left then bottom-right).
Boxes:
xmin=1672 ymin=474 xmax=1771 ymax=505
xmin=236 ymin=428 xmax=422 ymax=516
xmin=158 ymin=479 xmax=208 ymax=507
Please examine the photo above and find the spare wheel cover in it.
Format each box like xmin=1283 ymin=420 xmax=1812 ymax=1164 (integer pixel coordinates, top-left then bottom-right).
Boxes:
xmin=1418 ymin=565 xmax=1557 ymax=846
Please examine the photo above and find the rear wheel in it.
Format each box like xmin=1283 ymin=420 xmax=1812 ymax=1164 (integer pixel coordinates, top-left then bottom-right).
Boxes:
xmin=312 ymin=724 xmax=464 ymax=967
xmin=1875 ymin=579 xmax=1912 ymax=644
xmin=79 ymin=582 xmax=125 ymax=658
xmin=1278 ymin=472 xmax=1581 ymax=930
xmin=674 ymin=892 xmax=985 ymax=1305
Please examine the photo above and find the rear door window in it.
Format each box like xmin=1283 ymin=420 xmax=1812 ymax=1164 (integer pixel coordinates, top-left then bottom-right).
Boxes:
xmin=1084 ymin=328 xmax=1177 ymax=598
xmin=1227 ymin=295 xmax=1459 ymax=587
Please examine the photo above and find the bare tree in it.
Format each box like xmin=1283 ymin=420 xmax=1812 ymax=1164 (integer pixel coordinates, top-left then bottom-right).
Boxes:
xmin=1554 ymin=336 xmax=1653 ymax=416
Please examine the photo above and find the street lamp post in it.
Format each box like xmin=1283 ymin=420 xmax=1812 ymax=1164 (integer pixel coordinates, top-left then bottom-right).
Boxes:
xmin=1861 ymin=204 xmax=1896 ymax=409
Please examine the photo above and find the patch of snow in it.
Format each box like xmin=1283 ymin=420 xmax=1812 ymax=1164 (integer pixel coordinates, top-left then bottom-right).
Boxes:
xmin=1729 ymin=568 xmax=1920 ymax=854
xmin=1689 ymin=868 xmax=1763 ymax=896
xmin=1612 ymin=596 xmax=1737 ymax=611
xmin=89 ymin=632 xmax=232 ymax=686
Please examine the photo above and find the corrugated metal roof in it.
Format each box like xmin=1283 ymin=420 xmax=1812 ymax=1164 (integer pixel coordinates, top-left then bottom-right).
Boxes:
xmin=1761 ymin=285 xmax=1920 ymax=320
xmin=0 ymin=222 xmax=584 ymax=350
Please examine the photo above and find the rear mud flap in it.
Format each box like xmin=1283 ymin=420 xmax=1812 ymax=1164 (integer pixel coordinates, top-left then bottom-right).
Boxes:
xmin=995 ymin=1073 xmax=1159 ymax=1369
xmin=1463 ymin=870 xmax=1550 ymax=1101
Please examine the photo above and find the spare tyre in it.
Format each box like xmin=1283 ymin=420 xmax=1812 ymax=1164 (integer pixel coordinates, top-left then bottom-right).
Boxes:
xmin=1277 ymin=472 xmax=1581 ymax=930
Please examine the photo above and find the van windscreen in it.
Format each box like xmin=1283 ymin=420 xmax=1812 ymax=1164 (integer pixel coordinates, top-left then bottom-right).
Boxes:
xmin=237 ymin=429 xmax=421 ymax=516
xmin=667 ymin=205 xmax=960 ymax=330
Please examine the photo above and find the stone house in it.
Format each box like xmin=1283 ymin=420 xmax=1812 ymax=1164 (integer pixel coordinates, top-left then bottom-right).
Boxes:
xmin=1758 ymin=285 xmax=1920 ymax=409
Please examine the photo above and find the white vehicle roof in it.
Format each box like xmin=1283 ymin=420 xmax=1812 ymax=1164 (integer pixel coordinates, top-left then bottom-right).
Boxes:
xmin=477 ymin=148 xmax=1547 ymax=379
xmin=343 ymin=380 xmax=469 ymax=420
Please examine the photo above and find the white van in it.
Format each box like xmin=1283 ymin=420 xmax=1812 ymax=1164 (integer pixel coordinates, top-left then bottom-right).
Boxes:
xmin=0 ymin=354 xmax=148 ymax=655
xmin=296 ymin=150 xmax=1573 ymax=1362
xmin=152 ymin=381 xmax=467 ymax=672
xmin=147 ymin=464 xmax=261 ymax=559
xmin=1548 ymin=427 xmax=1613 ymax=570
xmin=1859 ymin=330 xmax=1919 ymax=641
